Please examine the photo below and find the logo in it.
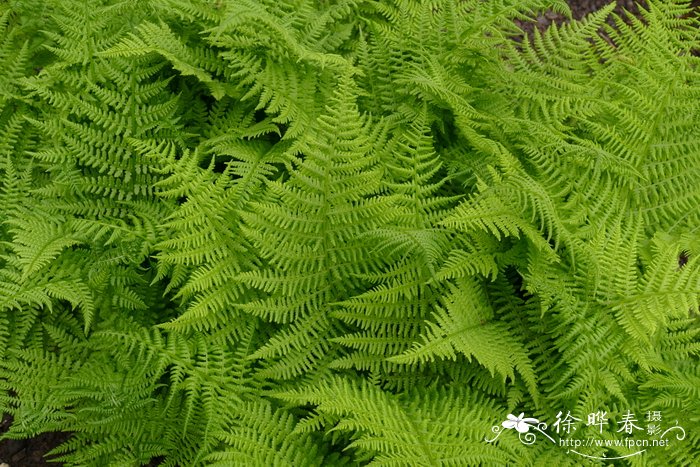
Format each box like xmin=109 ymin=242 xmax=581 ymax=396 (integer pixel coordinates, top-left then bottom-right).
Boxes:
xmin=485 ymin=409 xmax=686 ymax=461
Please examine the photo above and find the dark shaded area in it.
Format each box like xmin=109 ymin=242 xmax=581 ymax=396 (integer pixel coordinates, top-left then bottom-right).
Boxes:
xmin=517 ymin=0 xmax=646 ymax=35
xmin=1 ymin=0 xmax=699 ymax=466
xmin=0 ymin=413 xmax=164 ymax=466
xmin=517 ymin=0 xmax=700 ymax=39
xmin=567 ymin=0 xmax=646 ymax=18
xmin=0 ymin=414 xmax=69 ymax=466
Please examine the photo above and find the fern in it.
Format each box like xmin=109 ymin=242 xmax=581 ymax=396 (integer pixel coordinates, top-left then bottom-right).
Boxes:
xmin=275 ymin=375 xmax=516 ymax=466
xmin=0 ymin=0 xmax=698 ymax=465
xmin=237 ymin=73 xmax=396 ymax=381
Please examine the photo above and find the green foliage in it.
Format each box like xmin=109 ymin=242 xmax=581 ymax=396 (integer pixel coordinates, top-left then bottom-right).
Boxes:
xmin=0 ymin=0 xmax=698 ymax=465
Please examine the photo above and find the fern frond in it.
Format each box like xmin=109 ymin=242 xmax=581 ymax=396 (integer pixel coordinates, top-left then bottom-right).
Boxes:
xmin=275 ymin=376 xmax=517 ymax=466
xmin=236 ymin=73 xmax=396 ymax=380
xmin=390 ymin=278 xmax=537 ymax=394
xmin=101 ymin=21 xmax=230 ymax=99
xmin=205 ymin=399 xmax=326 ymax=467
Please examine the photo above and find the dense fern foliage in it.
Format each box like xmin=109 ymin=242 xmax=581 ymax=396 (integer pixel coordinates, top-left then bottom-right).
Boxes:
xmin=1 ymin=0 xmax=699 ymax=465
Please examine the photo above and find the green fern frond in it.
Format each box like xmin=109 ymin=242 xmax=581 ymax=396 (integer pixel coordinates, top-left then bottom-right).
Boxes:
xmin=205 ymin=399 xmax=326 ymax=467
xmin=1 ymin=0 xmax=699 ymax=465
xmin=390 ymin=278 xmax=537 ymax=395
xmin=275 ymin=375 xmax=516 ymax=466
xmin=101 ymin=21 xmax=230 ymax=100
xmin=236 ymin=73 xmax=396 ymax=380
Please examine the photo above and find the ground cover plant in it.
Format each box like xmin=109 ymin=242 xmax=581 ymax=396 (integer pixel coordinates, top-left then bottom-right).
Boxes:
xmin=1 ymin=0 xmax=699 ymax=465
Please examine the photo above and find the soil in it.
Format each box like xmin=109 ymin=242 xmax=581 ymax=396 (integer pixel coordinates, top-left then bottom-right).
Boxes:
xmin=516 ymin=0 xmax=700 ymax=38
xmin=0 ymin=414 xmax=68 ymax=466
xmin=516 ymin=0 xmax=646 ymax=35
xmin=1 ymin=1 xmax=699 ymax=466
